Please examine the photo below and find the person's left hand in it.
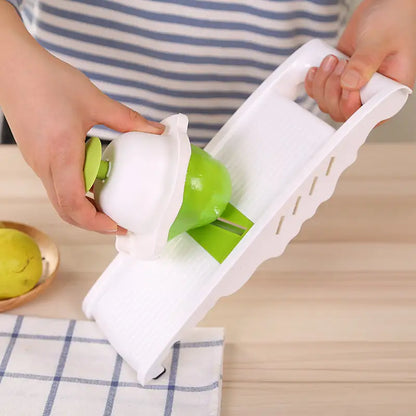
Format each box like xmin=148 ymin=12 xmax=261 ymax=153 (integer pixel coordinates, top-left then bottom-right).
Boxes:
xmin=304 ymin=0 xmax=416 ymax=122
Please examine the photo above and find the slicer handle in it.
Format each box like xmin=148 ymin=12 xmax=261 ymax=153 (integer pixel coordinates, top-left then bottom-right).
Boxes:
xmin=272 ymin=39 xmax=411 ymax=105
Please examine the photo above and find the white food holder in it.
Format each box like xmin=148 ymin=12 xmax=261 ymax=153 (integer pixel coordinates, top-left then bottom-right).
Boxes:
xmin=94 ymin=113 xmax=191 ymax=259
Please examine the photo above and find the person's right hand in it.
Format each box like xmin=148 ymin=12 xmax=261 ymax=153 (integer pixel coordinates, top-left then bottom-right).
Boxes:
xmin=0 ymin=1 xmax=164 ymax=233
xmin=304 ymin=0 xmax=416 ymax=122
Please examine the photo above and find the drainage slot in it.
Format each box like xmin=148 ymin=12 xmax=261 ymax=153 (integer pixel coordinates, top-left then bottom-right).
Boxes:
xmin=276 ymin=216 xmax=285 ymax=235
xmin=326 ymin=156 xmax=335 ymax=176
xmin=309 ymin=176 xmax=318 ymax=195
xmin=292 ymin=196 xmax=301 ymax=215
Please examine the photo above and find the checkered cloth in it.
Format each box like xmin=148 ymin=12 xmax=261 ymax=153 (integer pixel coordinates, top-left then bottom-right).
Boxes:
xmin=0 ymin=314 xmax=224 ymax=416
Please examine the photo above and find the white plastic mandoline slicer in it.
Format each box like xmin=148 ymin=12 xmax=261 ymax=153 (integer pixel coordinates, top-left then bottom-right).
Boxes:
xmin=83 ymin=39 xmax=411 ymax=384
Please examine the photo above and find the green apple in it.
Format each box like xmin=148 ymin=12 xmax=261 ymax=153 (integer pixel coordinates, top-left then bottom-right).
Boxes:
xmin=168 ymin=145 xmax=232 ymax=239
xmin=0 ymin=228 xmax=43 ymax=299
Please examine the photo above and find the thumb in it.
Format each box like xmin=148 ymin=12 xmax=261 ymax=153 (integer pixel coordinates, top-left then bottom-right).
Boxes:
xmin=341 ymin=40 xmax=388 ymax=91
xmin=97 ymin=95 xmax=164 ymax=134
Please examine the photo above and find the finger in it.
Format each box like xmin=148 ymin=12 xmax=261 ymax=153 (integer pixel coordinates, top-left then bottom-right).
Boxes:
xmin=312 ymin=55 xmax=338 ymax=114
xmin=50 ymin=141 xmax=118 ymax=232
xmin=305 ymin=67 xmax=317 ymax=99
xmin=42 ymin=173 xmax=77 ymax=226
xmin=340 ymin=40 xmax=387 ymax=91
xmin=323 ymin=59 xmax=347 ymax=122
xmin=95 ymin=94 xmax=164 ymax=135
xmin=57 ymin=182 xmax=118 ymax=233
xmin=87 ymin=195 xmax=126 ymax=235
xmin=340 ymin=89 xmax=362 ymax=120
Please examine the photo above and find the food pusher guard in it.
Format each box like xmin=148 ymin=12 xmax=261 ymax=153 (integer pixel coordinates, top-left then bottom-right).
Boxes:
xmin=83 ymin=40 xmax=411 ymax=385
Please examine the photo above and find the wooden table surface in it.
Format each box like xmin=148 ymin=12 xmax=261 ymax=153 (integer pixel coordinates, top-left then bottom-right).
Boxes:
xmin=1 ymin=143 xmax=416 ymax=415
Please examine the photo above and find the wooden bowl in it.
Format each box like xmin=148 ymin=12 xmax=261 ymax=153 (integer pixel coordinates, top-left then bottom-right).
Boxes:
xmin=0 ymin=221 xmax=60 ymax=312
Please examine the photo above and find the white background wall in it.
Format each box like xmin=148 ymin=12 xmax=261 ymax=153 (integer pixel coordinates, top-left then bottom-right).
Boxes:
xmin=368 ymin=88 xmax=415 ymax=142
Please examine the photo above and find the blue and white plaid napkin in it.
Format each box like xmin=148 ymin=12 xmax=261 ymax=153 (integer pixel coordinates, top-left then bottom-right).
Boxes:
xmin=0 ymin=314 xmax=224 ymax=416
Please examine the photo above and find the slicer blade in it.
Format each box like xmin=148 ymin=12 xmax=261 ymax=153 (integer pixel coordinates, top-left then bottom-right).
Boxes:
xmin=187 ymin=203 xmax=254 ymax=263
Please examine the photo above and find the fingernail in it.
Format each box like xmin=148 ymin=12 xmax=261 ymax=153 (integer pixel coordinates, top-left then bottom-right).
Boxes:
xmin=322 ymin=55 xmax=337 ymax=72
xmin=342 ymin=89 xmax=350 ymax=100
xmin=334 ymin=59 xmax=347 ymax=76
xmin=116 ymin=226 xmax=127 ymax=236
xmin=148 ymin=120 xmax=165 ymax=133
xmin=341 ymin=69 xmax=361 ymax=89
xmin=307 ymin=67 xmax=317 ymax=81
xmin=102 ymin=229 xmax=117 ymax=234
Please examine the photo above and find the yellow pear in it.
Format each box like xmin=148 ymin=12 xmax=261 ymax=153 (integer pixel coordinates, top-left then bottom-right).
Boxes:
xmin=0 ymin=228 xmax=43 ymax=299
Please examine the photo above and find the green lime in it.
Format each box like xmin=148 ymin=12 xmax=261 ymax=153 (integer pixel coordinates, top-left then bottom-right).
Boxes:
xmin=169 ymin=145 xmax=232 ymax=239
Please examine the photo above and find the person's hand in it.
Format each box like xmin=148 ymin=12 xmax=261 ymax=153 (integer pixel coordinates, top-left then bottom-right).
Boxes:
xmin=0 ymin=1 xmax=164 ymax=233
xmin=304 ymin=0 xmax=416 ymax=122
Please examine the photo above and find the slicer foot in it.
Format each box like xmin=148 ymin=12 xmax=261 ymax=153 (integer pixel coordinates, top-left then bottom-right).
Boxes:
xmin=152 ymin=367 xmax=166 ymax=380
